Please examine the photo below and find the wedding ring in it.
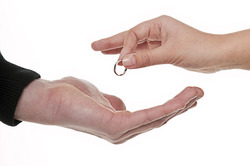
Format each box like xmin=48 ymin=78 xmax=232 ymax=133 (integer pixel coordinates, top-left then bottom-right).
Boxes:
xmin=114 ymin=60 xmax=127 ymax=76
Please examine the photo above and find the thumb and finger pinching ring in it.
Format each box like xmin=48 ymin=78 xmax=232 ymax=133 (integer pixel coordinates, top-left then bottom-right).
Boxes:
xmin=114 ymin=60 xmax=127 ymax=76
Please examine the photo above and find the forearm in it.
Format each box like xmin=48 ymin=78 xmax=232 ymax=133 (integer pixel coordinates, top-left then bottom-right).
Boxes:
xmin=221 ymin=29 xmax=250 ymax=70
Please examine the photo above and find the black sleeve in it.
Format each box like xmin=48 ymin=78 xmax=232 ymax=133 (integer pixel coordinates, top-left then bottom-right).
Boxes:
xmin=0 ymin=51 xmax=40 ymax=126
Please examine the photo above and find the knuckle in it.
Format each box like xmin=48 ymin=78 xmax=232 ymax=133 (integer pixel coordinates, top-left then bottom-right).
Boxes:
xmin=159 ymin=15 xmax=167 ymax=19
xmin=127 ymin=28 xmax=139 ymax=41
xmin=126 ymin=29 xmax=134 ymax=39
xmin=128 ymin=28 xmax=136 ymax=35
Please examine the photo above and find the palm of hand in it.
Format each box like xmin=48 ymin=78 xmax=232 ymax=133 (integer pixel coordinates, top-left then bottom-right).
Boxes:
xmin=16 ymin=77 xmax=203 ymax=144
xmin=46 ymin=77 xmax=128 ymax=140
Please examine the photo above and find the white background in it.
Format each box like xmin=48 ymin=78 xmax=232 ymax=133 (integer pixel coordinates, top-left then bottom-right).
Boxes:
xmin=1 ymin=0 xmax=250 ymax=165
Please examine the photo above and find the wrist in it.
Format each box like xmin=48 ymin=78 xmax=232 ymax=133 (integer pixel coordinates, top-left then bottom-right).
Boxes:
xmin=15 ymin=79 xmax=50 ymax=124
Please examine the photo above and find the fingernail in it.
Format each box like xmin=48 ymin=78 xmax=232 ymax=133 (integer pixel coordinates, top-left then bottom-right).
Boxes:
xmin=122 ymin=55 xmax=136 ymax=67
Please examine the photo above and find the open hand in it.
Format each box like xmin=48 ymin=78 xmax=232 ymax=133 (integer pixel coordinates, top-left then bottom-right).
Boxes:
xmin=15 ymin=76 xmax=203 ymax=144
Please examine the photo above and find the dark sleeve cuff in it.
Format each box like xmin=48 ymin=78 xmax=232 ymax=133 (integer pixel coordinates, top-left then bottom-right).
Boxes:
xmin=0 ymin=52 xmax=40 ymax=126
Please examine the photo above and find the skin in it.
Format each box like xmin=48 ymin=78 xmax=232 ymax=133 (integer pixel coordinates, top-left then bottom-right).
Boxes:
xmin=91 ymin=15 xmax=250 ymax=73
xmin=15 ymin=77 xmax=203 ymax=144
xmin=14 ymin=15 xmax=250 ymax=144
xmin=15 ymin=15 xmax=220 ymax=144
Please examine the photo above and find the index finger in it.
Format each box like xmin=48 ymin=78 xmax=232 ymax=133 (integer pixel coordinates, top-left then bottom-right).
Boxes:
xmin=119 ymin=21 xmax=153 ymax=60
xmin=91 ymin=31 xmax=127 ymax=51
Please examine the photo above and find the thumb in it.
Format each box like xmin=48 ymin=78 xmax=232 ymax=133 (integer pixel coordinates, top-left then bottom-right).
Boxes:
xmin=122 ymin=48 xmax=166 ymax=69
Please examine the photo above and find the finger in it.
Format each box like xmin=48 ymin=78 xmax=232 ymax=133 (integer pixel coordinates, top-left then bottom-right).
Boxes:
xmin=133 ymin=41 xmax=161 ymax=53
xmin=122 ymin=47 xmax=166 ymax=69
xmin=101 ymin=42 xmax=149 ymax=55
xmin=173 ymin=86 xmax=204 ymax=101
xmin=177 ymin=102 xmax=197 ymax=116
xmin=102 ymin=93 xmax=126 ymax=111
xmin=160 ymin=87 xmax=203 ymax=126
xmin=163 ymin=86 xmax=203 ymax=118
xmin=104 ymin=87 xmax=203 ymax=143
xmin=119 ymin=18 xmax=163 ymax=61
xmin=110 ymin=88 xmax=202 ymax=144
xmin=109 ymin=113 xmax=173 ymax=144
xmin=113 ymin=99 xmax=199 ymax=144
xmin=101 ymin=41 xmax=155 ymax=55
xmin=161 ymin=102 xmax=198 ymax=126
xmin=119 ymin=24 xmax=150 ymax=60
xmin=115 ymin=111 xmax=178 ymax=143
xmin=101 ymin=47 xmax=123 ymax=55
xmin=147 ymin=41 xmax=162 ymax=50
xmin=91 ymin=31 xmax=127 ymax=51
xmin=125 ymin=87 xmax=202 ymax=132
